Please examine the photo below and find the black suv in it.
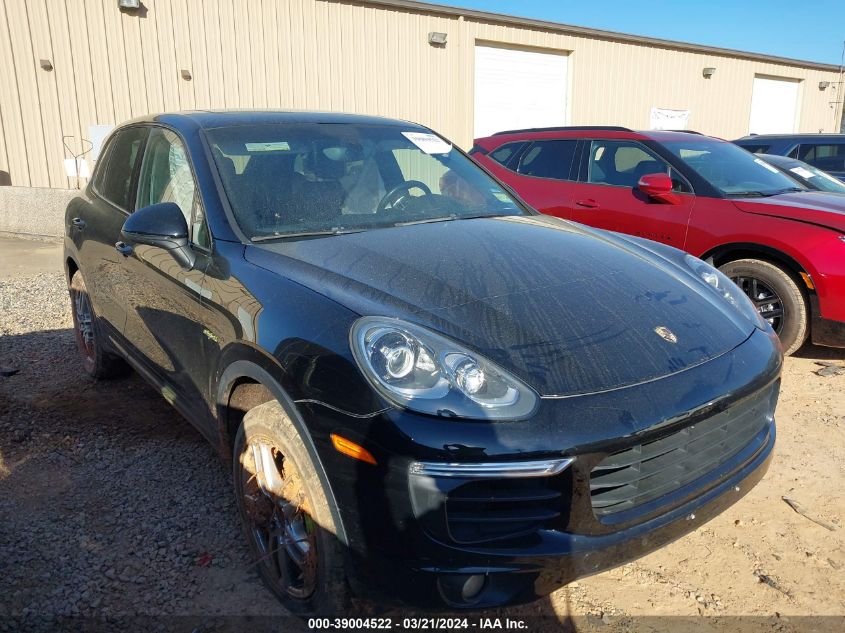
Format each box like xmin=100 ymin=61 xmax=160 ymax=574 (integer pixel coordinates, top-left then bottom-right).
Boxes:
xmin=734 ymin=134 xmax=845 ymax=181
xmin=64 ymin=111 xmax=781 ymax=613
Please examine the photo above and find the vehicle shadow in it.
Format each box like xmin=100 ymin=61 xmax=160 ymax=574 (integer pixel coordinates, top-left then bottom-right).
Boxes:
xmin=792 ymin=341 xmax=845 ymax=361
xmin=1 ymin=328 xmax=580 ymax=628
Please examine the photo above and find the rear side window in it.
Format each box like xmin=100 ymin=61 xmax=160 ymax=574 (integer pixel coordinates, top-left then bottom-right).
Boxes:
xmin=797 ymin=143 xmax=845 ymax=173
xmin=516 ymin=140 xmax=577 ymax=180
xmin=489 ymin=142 xmax=526 ymax=169
xmin=97 ymin=127 xmax=147 ymax=210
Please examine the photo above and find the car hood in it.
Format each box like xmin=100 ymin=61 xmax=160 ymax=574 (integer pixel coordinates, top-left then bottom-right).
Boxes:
xmin=246 ymin=216 xmax=753 ymax=397
xmin=732 ymin=191 xmax=845 ymax=231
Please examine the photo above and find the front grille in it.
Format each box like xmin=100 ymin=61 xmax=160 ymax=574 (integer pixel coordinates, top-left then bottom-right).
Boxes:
xmin=445 ymin=479 xmax=562 ymax=544
xmin=590 ymin=385 xmax=775 ymax=519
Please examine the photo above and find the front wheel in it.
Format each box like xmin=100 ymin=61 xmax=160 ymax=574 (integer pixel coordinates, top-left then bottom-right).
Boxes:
xmin=718 ymin=258 xmax=808 ymax=356
xmin=233 ymin=400 xmax=349 ymax=615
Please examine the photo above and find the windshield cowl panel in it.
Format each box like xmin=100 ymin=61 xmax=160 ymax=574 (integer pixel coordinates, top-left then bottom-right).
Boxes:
xmin=204 ymin=123 xmax=526 ymax=241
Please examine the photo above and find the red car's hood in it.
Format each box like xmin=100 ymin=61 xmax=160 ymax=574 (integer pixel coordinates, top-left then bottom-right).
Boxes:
xmin=732 ymin=191 xmax=845 ymax=231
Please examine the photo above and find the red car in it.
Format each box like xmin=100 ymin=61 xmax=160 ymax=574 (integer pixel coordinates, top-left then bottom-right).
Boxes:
xmin=471 ymin=127 xmax=845 ymax=355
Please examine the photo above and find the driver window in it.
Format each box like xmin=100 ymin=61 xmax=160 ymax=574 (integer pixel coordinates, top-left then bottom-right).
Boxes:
xmin=588 ymin=140 xmax=690 ymax=192
xmin=137 ymin=128 xmax=210 ymax=249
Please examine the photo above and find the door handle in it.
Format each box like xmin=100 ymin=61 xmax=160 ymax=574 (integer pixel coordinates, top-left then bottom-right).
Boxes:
xmin=114 ymin=241 xmax=133 ymax=257
xmin=71 ymin=217 xmax=86 ymax=229
xmin=575 ymin=199 xmax=600 ymax=208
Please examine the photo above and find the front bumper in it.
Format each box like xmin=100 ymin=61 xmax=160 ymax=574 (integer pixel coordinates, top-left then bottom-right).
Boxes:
xmin=304 ymin=328 xmax=781 ymax=609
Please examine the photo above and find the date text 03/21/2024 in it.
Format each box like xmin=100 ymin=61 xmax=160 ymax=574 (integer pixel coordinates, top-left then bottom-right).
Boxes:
xmin=307 ymin=617 xmax=529 ymax=630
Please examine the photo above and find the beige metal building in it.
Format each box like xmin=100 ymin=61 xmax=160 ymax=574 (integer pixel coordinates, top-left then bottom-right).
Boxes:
xmin=0 ymin=0 xmax=842 ymax=190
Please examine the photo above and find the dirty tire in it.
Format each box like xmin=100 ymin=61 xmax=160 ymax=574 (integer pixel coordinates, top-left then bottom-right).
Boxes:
xmin=233 ymin=400 xmax=349 ymax=616
xmin=718 ymin=258 xmax=808 ymax=356
xmin=69 ymin=270 xmax=128 ymax=379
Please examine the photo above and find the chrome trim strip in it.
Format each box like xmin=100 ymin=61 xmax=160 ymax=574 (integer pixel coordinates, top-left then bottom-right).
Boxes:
xmin=409 ymin=457 xmax=574 ymax=479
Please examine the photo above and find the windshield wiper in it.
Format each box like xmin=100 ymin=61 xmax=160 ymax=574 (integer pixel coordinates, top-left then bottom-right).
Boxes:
xmin=392 ymin=213 xmax=506 ymax=228
xmin=251 ymin=227 xmax=364 ymax=242
xmin=727 ymin=191 xmax=771 ymax=198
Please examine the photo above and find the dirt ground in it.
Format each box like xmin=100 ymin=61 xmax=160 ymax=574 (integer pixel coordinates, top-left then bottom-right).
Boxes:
xmin=1 ymin=236 xmax=843 ymax=632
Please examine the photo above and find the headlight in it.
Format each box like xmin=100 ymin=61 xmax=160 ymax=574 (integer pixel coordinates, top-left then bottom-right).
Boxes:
xmin=683 ymin=254 xmax=768 ymax=330
xmin=350 ymin=317 xmax=539 ymax=420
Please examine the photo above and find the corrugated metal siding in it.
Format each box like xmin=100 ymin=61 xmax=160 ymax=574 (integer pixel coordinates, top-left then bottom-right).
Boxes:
xmin=0 ymin=0 xmax=841 ymax=187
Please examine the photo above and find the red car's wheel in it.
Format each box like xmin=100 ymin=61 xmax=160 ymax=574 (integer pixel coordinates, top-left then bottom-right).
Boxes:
xmin=719 ymin=259 xmax=808 ymax=355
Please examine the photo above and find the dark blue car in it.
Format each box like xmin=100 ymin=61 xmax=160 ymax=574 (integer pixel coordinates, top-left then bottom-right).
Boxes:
xmin=64 ymin=111 xmax=781 ymax=613
xmin=734 ymin=134 xmax=845 ymax=182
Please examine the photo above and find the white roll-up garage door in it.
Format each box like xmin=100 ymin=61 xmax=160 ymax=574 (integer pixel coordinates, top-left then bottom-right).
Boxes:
xmin=748 ymin=76 xmax=800 ymax=135
xmin=474 ymin=44 xmax=568 ymax=139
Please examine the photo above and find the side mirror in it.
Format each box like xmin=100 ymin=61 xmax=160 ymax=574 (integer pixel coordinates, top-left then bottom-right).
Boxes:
xmin=122 ymin=202 xmax=196 ymax=270
xmin=637 ymin=173 xmax=681 ymax=205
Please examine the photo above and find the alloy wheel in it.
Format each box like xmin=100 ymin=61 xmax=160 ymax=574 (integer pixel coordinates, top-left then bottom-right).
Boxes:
xmin=241 ymin=440 xmax=318 ymax=600
xmin=728 ymin=275 xmax=785 ymax=334
xmin=71 ymin=287 xmax=96 ymax=362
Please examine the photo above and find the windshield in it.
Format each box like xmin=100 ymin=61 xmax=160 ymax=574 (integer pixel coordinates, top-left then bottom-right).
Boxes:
xmin=205 ymin=123 xmax=526 ymax=239
xmin=662 ymin=138 xmax=803 ymax=197
xmin=777 ymin=160 xmax=845 ymax=194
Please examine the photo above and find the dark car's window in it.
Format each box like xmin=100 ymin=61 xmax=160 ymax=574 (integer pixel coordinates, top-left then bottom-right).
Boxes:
xmin=773 ymin=159 xmax=845 ymax=193
xmin=205 ymin=123 xmax=526 ymax=240
xmin=516 ymin=140 xmax=577 ymax=180
xmin=585 ymin=140 xmax=690 ymax=192
xmin=137 ymin=128 xmax=210 ymax=249
xmin=736 ymin=143 xmax=771 ymax=154
xmin=662 ymin=137 xmax=802 ymax=197
xmin=489 ymin=142 xmax=526 ymax=169
xmin=797 ymin=143 xmax=845 ymax=173
xmin=97 ymin=127 xmax=147 ymax=211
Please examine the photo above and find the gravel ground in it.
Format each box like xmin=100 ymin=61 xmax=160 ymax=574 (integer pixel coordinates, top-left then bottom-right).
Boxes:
xmin=1 ymin=258 xmax=844 ymax=632
xmin=0 ymin=272 xmax=287 ymax=631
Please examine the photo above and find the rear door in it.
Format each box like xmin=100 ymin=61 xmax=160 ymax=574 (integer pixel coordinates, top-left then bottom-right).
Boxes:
xmin=119 ymin=126 xmax=213 ymax=411
xmin=481 ymin=138 xmax=579 ymax=218
xmin=75 ymin=126 xmax=148 ymax=336
xmin=569 ymin=138 xmax=694 ymax=249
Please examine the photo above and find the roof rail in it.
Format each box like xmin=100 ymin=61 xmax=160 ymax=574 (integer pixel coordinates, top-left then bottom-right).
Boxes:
xmin=666 ymin=129 xmax=703 ymax=135
xmin=492 ymin=125 xmax=633 ymax=136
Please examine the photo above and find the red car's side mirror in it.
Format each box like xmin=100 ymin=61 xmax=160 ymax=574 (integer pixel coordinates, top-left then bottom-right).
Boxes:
xmin=638 ymin=173 xmax=681 ymax=205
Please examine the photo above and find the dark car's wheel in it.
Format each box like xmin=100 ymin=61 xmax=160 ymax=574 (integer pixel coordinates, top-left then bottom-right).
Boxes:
xmin=719 ymin=259 xmax=808 ymax=355
xmin=69 ymin=270 xmax=128 ymax=379
xmin=233 ymin=400 xmax=348 ymax=615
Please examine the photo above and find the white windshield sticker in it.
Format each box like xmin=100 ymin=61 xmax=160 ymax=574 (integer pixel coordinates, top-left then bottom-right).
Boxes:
xmin=402 ymin=132 xmax=452 ymax=154
xmin=789 ymin=166 xmax=815 ymax=179
xmin=754 ymin=158 xmax=780 ymax=174
xmin=245 ymin=141 xmax=290 ymax=152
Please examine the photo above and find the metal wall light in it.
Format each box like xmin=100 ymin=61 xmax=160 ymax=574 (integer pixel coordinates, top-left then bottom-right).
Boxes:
xmin=39 ymin=59 xmax=53 ymax=71
xmin=702 ymin=67 xmax=716 ymax=79
xmin=118 ymin=0 xmax=140 ymax=9
xmin=428 ymin=32 xmax=447 ymax=47
xmin=819 ymin=81 xmax=830 ymax=90
xmin=180 ymin=69 xmax=192 ymax=81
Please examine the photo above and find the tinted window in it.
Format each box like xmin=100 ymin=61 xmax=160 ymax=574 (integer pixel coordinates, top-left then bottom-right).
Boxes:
xmin=662 ymin=138 xmax=801 ymax=196
xmin=98 ymin=127 xmax=147 ymax=210
xmin=586 ymin=140 xmax=689 ymax=192
xmin=136 ymin=128 xmax=210 ymax=248
xmin=206 ymin=124 xmax=526 ymax=240
xmin=489 ymin=142 xmax=526 ymax=169
xmin=517 ymin=140 xmax=577 ymax=180
xmin=797 ymin=143 xmax=845 ymax=173
xmin=737 ymin=143 xmax=771 ymax=154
